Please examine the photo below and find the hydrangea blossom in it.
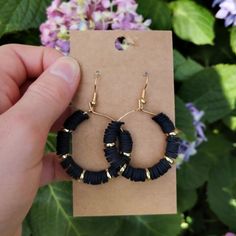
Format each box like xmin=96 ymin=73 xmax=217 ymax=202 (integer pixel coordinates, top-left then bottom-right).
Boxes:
xmin=177 ymin=103 xmax=207 ymax=167
xmin=212 ymin=0 xmax=236 ymax=27
xmin=40 ymin=0 xmax=151 ymax=54
xmin=225 ymin=233 xmax=236 ymax=236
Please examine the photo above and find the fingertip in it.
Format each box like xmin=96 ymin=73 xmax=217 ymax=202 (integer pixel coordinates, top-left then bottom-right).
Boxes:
xmin=49 ymin=56 xmax=81 ymax=91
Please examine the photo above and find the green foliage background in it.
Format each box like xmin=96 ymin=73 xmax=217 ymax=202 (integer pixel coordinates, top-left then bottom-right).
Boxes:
xmin=0 ymin=0 xmax=236 ymax=235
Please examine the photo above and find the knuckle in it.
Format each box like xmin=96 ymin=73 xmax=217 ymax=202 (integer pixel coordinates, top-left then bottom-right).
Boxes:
xmin=42 ymin=46 xmax=59 ymax=56
xmin=40 ymin=46 xmax=62 ymax=63
xmin=0 ymin=77 xmax=19 ymax=103
xmin=27 ymin=80 xmax=67 ymax=108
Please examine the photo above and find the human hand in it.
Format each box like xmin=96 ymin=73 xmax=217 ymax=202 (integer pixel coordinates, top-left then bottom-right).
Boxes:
xmin=0 ymin=44 xmax=80 ymax=236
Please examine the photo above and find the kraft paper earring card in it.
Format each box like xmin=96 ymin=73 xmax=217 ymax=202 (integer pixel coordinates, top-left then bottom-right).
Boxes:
xmin=70 ymin=30 xmax=176 ymax=216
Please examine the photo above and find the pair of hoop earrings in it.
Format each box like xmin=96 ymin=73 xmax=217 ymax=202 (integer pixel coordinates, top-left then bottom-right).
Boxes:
xmin=56 ymin=72 xmax=180 ymax=185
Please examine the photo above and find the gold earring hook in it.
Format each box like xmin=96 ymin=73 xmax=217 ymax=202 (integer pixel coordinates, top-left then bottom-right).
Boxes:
xmin=138 ymin=72 xmax=155 ymax=116
xmin=90 ymin=70 xmax=100 ymax=109
xmin=88 ymin=71 xmax=115 ymax=121
xmin=117 ymin=72 xmax=155 ymax=121
xmin=138 ymin=72 xmax=149 ymax=111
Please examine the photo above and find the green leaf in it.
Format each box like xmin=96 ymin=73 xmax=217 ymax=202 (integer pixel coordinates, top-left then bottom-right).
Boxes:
xmin=175 ymin=96 xmax=196 ymax=141
xmin=186 ymin=24 xmax=236 ymax=67
xmin=137 ymin=0 xmax=172 ymax=30
xmin=114 ymin=215 xmax=182 ymax=236
xmin=46 ymin=133 xmax=56 ymax=153
xmin=22 ymin=218 xmax=32 ymax=236
xmin=0 ymin=0 xmax=51 ymax=37
xmin=195 ymin=131 xmax=233 ymax=165
xmin=173 ymin=49 xmax=186 ymax=68
xmin=179 ymin=64 xmax=236 ymax=123
xmin=175 ymin=58 xmax=203 ymax=81
xmin=177 ymin=150 xmax=211 ymax=190
xmin=230 ymin=27 xmax=236 ymax=55
xmin=177 ymin=187 xmax=197 ymax=212
xmin=207 ymin=156 xmax=236 ymax=231
xmin=170 ymin=1 xmax=215 ymax=45
xmin=0 ymin=29 xmax=41 ymax=45
xmin=223 ymin=114 xmax=236 ymax=131
xmin=177 ymin=131 xmax=233 ymax=190
xmin=28 ymin=182 xmax=121 ymax=236
xmin=174 ymin=50 xmax=203 ymax=81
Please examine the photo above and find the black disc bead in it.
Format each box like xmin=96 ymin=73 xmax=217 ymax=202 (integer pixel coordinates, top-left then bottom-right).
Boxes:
xmin=64 ymin=110 xmax=89 ymax=131
xmin=152 ymin=112 xmax=175 ymax=134
xmin=107 ymin=166 xmax=119 ymax=177
xmin=83 ymin=170 xmax=109 ymax=185
xmin=122 ymin=166 xmax=146 ymax=182
xmin=66 ymin=165 xmax=83 ymax=180
xmin=119 ymin=130 xmax=133 ymax=154
xmin=103 ymin=121 xmax=124 ymax=143
xmin=56 ymin=131 xmax=71 ymax=155
xmin=61 ymin=156 xmax=73 ymax=169
xmin=148 ymin=164 xmax=160 ymax=180
xmin=103 ymin=122 xmax=131 ymax=170
xmin=104 ymin=146 xmax=121 ymax=163
xmin=165 ymin=136 xmax=180 ymax=159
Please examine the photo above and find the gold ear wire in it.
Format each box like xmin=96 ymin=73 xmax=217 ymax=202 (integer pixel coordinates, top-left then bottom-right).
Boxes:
xmin=138 ymin=72 xmax=156 ymax=116
xmin=90 ymin=70 xmax=101 ymax=109
xmin=88 ymin=71 xmax=115 ymax=121
xmin=117 ymin=72 xmax=155 ymax=121
xmin=141 ymin=72 xmax=149 ymax=103
xmin=138 ymin=72 xmax=149 ymax=111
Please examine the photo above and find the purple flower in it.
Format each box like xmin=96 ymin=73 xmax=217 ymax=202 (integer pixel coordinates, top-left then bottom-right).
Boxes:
xmin=225 ymin=233 xmax=236 ymax=236
xmin=40 ymin=0 xmax=151 ymax=54
xmin=212 ymin=0 xmax=236 ymax=27
xmin=177 ymin=103 xmax=207 ymax=167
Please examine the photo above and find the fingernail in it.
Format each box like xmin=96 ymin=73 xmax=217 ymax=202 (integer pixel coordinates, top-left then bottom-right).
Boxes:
xmin=50 ymin=56 xmax=80 ymax=87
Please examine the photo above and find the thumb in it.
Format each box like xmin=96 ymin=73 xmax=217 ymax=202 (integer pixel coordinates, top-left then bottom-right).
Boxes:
xmin=12 ymin=56 xmax=80 ymax=132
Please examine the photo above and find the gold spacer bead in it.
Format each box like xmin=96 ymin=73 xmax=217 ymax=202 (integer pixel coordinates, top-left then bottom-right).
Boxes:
xmin=105 ymin=142 xmax=116 ymax=147
xmin=119 ymin=164 xmax=127 ymax=173
xmin=167 ymin=131 xmax=177 ymax=136
xmin=106 ymin=169 xmax=112 ymax=179
xmin=123 ymin=152 xmax=131 ymax=157
xmin=165 ymin=156 xmax=174 ymax=165
xmin=79 ymin=170 xmax=86 ymax=180
xmin=146 ymin=168 xmax=151 ymax=180
xmin=140 ymin=98 xmax=146 ymax=104
xmin=61 ymin=154 xmax=70 ymax=159
xmin=62 ymin=128 xmax=72 ymax=133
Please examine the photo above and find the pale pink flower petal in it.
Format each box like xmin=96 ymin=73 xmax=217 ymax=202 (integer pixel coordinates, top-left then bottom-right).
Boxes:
xmin=40 ymin=0 xmax=151 ymax=54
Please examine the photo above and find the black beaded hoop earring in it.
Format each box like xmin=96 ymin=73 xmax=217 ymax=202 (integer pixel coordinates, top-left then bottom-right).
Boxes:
xmin=56 ymin=71 xmax=133 ymax=185
xmin=56 ymin=110 xmax=129 ymax=184
xmin=103 ymin=73 xmax=181 ymax=182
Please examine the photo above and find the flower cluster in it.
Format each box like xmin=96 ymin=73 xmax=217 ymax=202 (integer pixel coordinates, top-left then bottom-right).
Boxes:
xmin=212 ymin=0 xmax=236 ymax=27
xmin=40 ymin=0 xmax=151 ymax=54
xmin=177 ymin=103 xmax=207 ymax=167
xmin=225 ymin=233 xmax=236 ymax=236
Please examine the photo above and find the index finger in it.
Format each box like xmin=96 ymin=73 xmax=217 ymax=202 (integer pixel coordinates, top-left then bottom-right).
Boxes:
xmin=0 ymin=44 xmax=62 ymax=87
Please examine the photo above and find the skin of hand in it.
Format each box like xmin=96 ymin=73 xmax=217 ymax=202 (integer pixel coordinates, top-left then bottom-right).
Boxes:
xmin=0 ymin=44 xmax=80 ymax=236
